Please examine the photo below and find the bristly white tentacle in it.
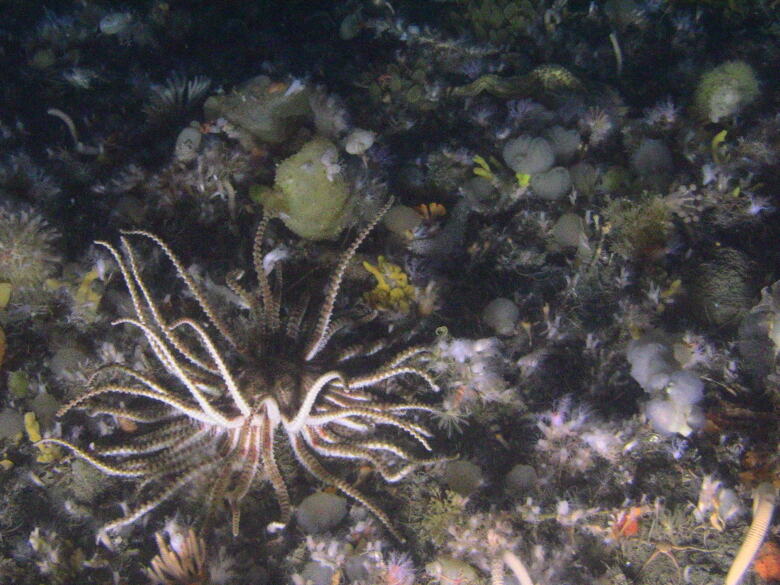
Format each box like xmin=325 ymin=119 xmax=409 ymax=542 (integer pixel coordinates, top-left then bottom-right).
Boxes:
xmin=112 ymin=318 xmax=235 ymax=426
xmin=285 ymin=371 xmax=346 ymax=433
xmin=121 ymin=230 xmax=239 ymax=349
xmin=119 ymin=235 xmax=222 ymax=377
xmin=252 ymin=214 xmax=280 ymax=333
xmin=341 ymin=366 xmax=440 ymax=393
xmin=169 ymin=318 xmax=251 ymax=416
xmin=95 ymin=240 xmax=150 ymax=326
xmin=304 ymin=198 xmax=393 ymax=361
xmin=61 ymin=383 xmax=223 ymax=426
xmin=101 ymin=456 xmax=221 ymax=534
xmin=290 ymin=434 xmax=405 ymax=542
xmin=306 ymin=407 xmax=433 ymax=450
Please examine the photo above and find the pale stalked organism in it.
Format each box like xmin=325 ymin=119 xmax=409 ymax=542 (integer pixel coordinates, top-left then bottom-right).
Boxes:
xmin=42 ymin=200 xmax=442 ymax=542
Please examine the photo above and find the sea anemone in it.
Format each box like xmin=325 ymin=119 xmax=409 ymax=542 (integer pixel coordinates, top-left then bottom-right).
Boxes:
xmin=0 ymin=205 xmax=60 ymax=289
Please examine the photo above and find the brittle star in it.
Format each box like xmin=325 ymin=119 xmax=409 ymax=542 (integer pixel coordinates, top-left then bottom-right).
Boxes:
xmin=639 ymin=541 xmax=715 ymax=581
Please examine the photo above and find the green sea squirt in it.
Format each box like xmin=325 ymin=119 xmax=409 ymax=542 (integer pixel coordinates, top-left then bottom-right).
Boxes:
xmin=251 ymin=137 xmax=353 ymax=241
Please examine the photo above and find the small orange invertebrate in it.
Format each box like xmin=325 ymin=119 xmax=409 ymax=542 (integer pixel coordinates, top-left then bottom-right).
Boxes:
xmin=267 ymin=81 xmax=288 ymax=94
xmin=376 ymin=73 xmax=393 ymax=87
xmin=414 ymin=202 xmax=446 ymax=222
xmin=754 ymin=541 xmax=780 ymax=582
xmin=610 ymin=505 xmax=646 ymax=540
